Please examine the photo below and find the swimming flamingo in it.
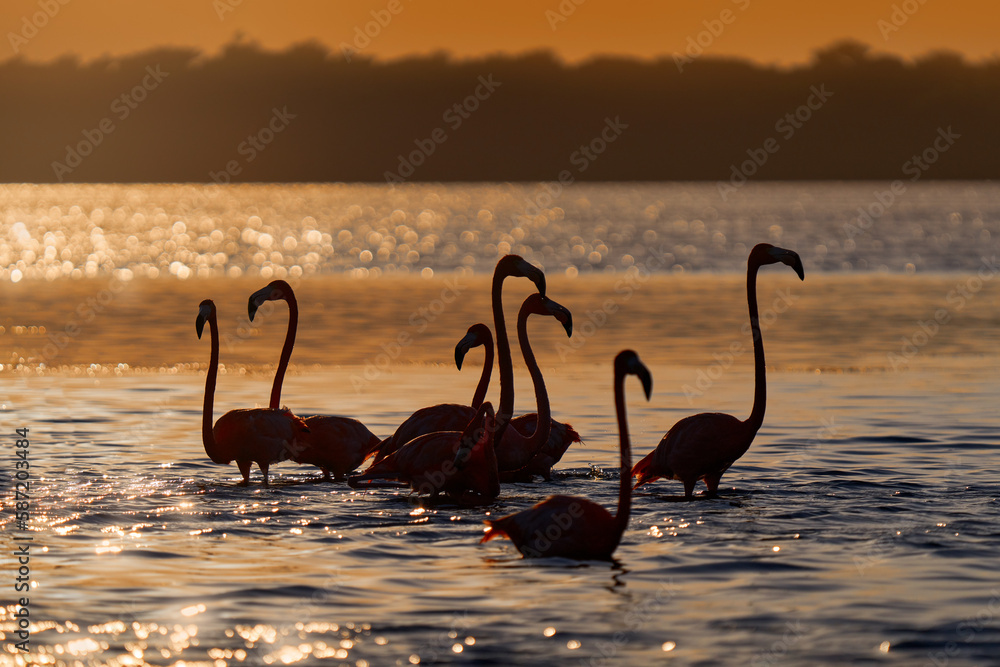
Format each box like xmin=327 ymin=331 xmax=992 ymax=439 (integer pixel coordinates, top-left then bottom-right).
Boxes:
xmin=248 ymin=280 xmax=380 ymax=481
xmin=196 ymin=299 xmax=309 ymax=487
xmin=350 ymin=293 xmax=572 ymax=501
xmin=481 ymin=350 xmax=652 ymax=560
xmin=369 ymin=323 xmax=493 ymax=463
xmin=371 ymin=255 xmax=545 ymax=463
xmin=632 ymin=243 xmax=804 ymax=499
xmin=349 ymin=402 xmax=500 ymax=505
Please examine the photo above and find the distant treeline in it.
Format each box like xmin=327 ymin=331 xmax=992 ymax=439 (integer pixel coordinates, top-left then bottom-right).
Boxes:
xmin=1 ymin=40 xmax=998 ymax=183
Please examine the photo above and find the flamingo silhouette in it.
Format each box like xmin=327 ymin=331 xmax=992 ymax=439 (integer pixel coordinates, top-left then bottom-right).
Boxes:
xmin=481 ymin=350 xmax=651 ymax=560
xmin=350 ymin=293 xmax=572 ymax=502
xmin=371 ymin=255 xmax=546 ymax=463
xmin=248 ymin=280 xmax=380 ymax=481
xmin=632 ymin=243 xmax=804 ymax=499
xmin=456 ymin=322 xmax=581 ymax=482
xmin=196 ymin=299 xmax=309 ymax=487
xmin=348 ymin=402 xmax=499 ymax=505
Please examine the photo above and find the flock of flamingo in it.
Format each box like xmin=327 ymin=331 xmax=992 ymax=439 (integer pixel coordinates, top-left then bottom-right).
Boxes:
xmin=196 ymin=243 xmax=805 ymax=560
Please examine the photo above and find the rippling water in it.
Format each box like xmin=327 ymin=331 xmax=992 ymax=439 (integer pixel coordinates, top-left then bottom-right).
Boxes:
xmin=1 ymin=183 xmax=999 ymax=666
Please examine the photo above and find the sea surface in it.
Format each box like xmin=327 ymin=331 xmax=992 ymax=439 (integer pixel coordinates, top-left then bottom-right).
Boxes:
xmin=1 ymin=182 xmax=999 ymax=666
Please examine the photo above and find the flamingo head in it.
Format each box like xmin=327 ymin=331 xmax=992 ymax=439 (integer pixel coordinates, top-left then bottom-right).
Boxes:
xmin=497 ymin=254 xmax=546 ymax=297
xmin=615 ymin=350 xmax=652 ymax=400
xmin=752 ymin=244 xmax=805 ymax=280
xmin=520 ymin=293 xmax=573 ymax=337
xmin=248 ymin=279 xmax=294 ymax=321
xmin=196 ymin=300 xmax=215 ymax=338
xmin=454 ymin=323 xmax=492 ymax=370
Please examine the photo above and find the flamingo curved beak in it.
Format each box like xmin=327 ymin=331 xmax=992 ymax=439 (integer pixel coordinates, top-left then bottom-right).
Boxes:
xmin=768 ymin=247 xmax=805 ymax=281
xmin=248 ymin=288 xmax=270 ymax=321
xmin=196 ymin=303 xmax=212 ymax=338
xmin=454 ymin=331 xmax=477 ymax=370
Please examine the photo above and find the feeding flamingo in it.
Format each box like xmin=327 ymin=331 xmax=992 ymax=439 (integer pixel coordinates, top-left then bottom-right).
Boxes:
xmin=481 ymin=350 xmax=652 ymax=560
xmin=348 ymin=402 xmax=499 ymax=505
xmin=349 ymin=293 xmax=572 ymax=502
xmin=370 ymin=254 xmax=546 ymax=463
xmin=196 ymin=299 xmax=309 ymax=487
xmin=248 ymin=280 xmax=380 ymax=481
xmin=632 ymin=243 xmax=804 ymax=499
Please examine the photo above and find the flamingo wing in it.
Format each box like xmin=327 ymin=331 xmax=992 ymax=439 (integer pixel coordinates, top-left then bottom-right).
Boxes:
xmin=633 ymin=412 xmax=747 ymax=489
xmin=504 ymin=414 xmax=581 ymax=480
xmin=372 ymin=403 xmax=476 ymax=462
xmin=213 ymin=408 xmax=307 ymax=467
xmin=483 ymin=494 xmax=617 ymax=559
xmin=292 ymin=415 xmax=380 ymax=480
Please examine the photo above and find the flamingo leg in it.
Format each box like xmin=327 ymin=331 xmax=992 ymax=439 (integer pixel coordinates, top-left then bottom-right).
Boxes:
xmin=703 ymin=471 xmax=723 ymax=498
xmin=237 ymin=460 xmax=252 ymax=486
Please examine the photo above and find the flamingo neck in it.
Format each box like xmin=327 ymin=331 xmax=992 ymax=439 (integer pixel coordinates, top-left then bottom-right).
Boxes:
xmin=269 ymin=292 xmax=298 ymax=410
xmin=493 ymin=271 xmax=514 ymax=442
xmin=513 ymin=308 xmax=551 ymax=462
xmin=613 ymin=367 xmax=631 ymax=541
xmin=746 ymin=261 xmax=766 ymax=433
xmin=471 ymin=333 xmax=494 ymax=411
xmin=202 ymin=312 xmax=222 ymax=462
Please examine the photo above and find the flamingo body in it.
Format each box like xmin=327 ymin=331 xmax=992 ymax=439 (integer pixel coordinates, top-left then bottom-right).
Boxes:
xmin=349 ymin=403 xmax=500 ymax=505
xmin=248 ymin=280 xmax=381 ymax=481
xmin=500 ymin=415 xmax=581 ymax=481
xmin=481 ymin=494 xmax=618 ymax=560
xmin=632 ymin=412 xmax=746 ymax=497
xmin=482 ymin=350 xmax=651 ymax=560
xmin=631 ymin=243 xmax=804 ymax=499
xmin=197 ymin=300 xmax=308 ymax=487
xmin=294 ymin=415 xmax=382 ymax=481
xmin=372 ymin=403 xmax=475 ymax=463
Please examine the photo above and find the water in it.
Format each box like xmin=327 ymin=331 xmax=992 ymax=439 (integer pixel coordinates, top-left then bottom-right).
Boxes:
xmin=1 ymin=182 xmax=999 ymax=666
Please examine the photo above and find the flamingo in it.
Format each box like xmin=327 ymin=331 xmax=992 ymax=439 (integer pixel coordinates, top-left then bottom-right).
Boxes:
xmin=632 ymin=243 xmax=805 ymax=499
xmin=248 ymin=280 xmax=381 ymax=481
xmin=370 ymin=254 xmax=545 ymax=463
xmin=456 ymin=322 xmax=581 ymax=482
xmin=196 ymin=299 xmax=309 ymax=487
xmin=481 ymin=350 xmax=652 ymax=560
xmin=369 ymin=323 xmax=493 ymax=463
xmin=349 ymin=293 xmax=573 ymax=502
xmin=348 ymin=402 xmax=500 ymax=505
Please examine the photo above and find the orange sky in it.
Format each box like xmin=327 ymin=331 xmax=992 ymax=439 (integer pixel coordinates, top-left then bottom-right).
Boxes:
xmin=2 ymin=0 xmax=995 ymax=64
